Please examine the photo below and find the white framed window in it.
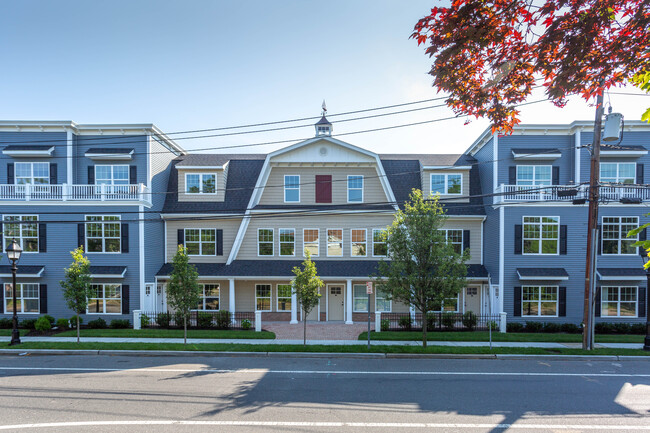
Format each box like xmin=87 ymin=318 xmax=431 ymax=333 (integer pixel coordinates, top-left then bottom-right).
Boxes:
xmin=303 ymin=229 xmax=319 ymax=257
xmin=353 ymin=284 xmax=369 ymax=312
xmin=522 ymin=286 xmax=558 ymax=317
xmin=86 ymin=215 xmax=121 ymax=253
xmin=347 ymin=175 xmax=364 ymax=203
xmin=600 ymin=162 xmax=636 ymax=184
xmin=3 ymin=215 xmax=38 ymax=253
xmin=523 ymin=216 xmax=559 ymax=255
xmin=4 ymin=283 xmax=39 ymax=314
xmin=87 ymin=283 xmax=122 ymax=314
xmin=516 ymin=165 xmax=552 ymax=186
xmin=185 ymin=228 xmax=216 ymax=256
xmin=431 ymin=173 xmax=462 ymax=195
xmin=602 ymin=216 xmax=638 ymax=255
xmin=432 ymin=295 xmax=460 ymax=312
xmin=185 ymin=173 xmax=216 ymax=194
xmin=277 ymin=284 xmax=292 ymax=311
xmin=258 ymin=228 xmax=274 ymax=256
xmin=196 ymin=284 xmax=220 ymax=310
xmin=351 ymin=229 xmax=367 ymax=257
xmin=255 ymin=284 xmax=272 ymax=311
xmin=327 ymin=229 xmax=343 ymax=257
xmin=15 ymin=162 xmax=49 ymax=185
xmin=284 ymin=175 xmax=300 ymax=203
xmin=375 ymin=285 xmax=391 ymax=312
xmin=602 ymin=286 xmax=637 ymax=317
xmin=95 ymin=165 xmax=129 ymax=185
xmin=372 ymin=229 xmax=388 ymax=257
xmin=279 ymin=228 xmax=295 ymax=256
xmin=440 ymin=229 xmax=463 ymax=254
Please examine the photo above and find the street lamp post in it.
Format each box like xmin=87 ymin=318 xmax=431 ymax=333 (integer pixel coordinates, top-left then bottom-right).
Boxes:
xmin=6 ymin=238 xmax=23 ymax=346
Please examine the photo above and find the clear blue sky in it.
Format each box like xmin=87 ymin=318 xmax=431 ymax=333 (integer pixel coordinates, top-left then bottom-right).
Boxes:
xmin=1 ymin=0 xmax=647 ymax=154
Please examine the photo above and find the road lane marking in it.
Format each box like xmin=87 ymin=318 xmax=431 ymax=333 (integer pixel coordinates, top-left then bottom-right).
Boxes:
xmin=1 ymin=421 xmax=650 ymax=430
xmin=1 ymin=366 xmax=650 ymax=377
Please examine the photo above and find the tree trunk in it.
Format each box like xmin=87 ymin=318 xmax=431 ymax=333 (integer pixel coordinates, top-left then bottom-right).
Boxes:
xmin=422 ymin=314 xmax=427 ymax=348
xmin=303 ymin=308 xmax=307 ymax=346
xmin=76 ymin=316 xmax=80 ymax=343
xmin=184 ymin=316 xmax=187 ymax=345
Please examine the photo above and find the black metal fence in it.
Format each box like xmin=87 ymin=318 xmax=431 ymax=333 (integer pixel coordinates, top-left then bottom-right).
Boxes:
xmin=139 ymin=311 xmax=255 ymax=331
xmin=378 ymin=312 xmax=500 ymax=332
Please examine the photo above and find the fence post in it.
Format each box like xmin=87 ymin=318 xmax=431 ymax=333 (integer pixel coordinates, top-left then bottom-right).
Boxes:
xmin=375 ymin=311 xmax=381 ymax=333
xmin=133 ymin=310 xmax=142 ymax=330
xmin=255 ymin=311 xmax=262 ymax=332
xmin=499 ymin=312 xmax=507 ymax=333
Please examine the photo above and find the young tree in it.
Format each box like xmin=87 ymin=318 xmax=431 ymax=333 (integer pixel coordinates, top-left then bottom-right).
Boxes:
xmin=60 ymin=247 xmax=92 ymax=343
xmin=167 ymin=245 xmax=200 ymax=345
xmin=377 ymin=190 xmax=468 ymax=347
xmin=291 ymin=252 xmax=323 ymax=346
xmin=412 ymin=0 xmax=650 ymax=132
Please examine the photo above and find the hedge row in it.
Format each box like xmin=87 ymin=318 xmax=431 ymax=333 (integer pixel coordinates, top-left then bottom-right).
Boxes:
xmin=507 ymin=321 xmax=646 ymax=334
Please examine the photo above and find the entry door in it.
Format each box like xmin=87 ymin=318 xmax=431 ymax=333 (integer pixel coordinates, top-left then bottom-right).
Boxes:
xmin=328 ymin=285 xmax=344 ymax=321
xmin=157 ymin=284 xmax=166 ymax=312
xmin=464 ymin=287 xmax=481 ymax=314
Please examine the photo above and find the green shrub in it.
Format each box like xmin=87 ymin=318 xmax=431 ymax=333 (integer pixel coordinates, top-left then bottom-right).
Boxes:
xmin=594 ymin=322 xmax=612 ymax=334
xmin=560 ymin=323 xmax=581 ymax=334
xmin=56 ymin=318 xmax=69 ymax=330
xmin=35 ymin=316 xmax=52 ymax=332
xmin=542 ymin=322 xmax=561 ymax=333
xmin=173 ymin=311 xmax=185 ymax=327
xmin=441 ymin=312 xmax=456 ymax=330
xmin=398 ymin=315 xmax=412 ymax=330
xmin=506 ymin=322 xmax=524 ymax=332
xmin=69 ymin=315 xmax=83 ymax=327
xmin=140 ymin=314 xmax=151 ymax=328
xmin=612 ymin=323 xmax=630 ymax=334
xmin=156 ymin=312 xmax=171 ymax=328
xmin=0 ymin=318 xmax=12 ymax=329
xmin=42 ymin=315 xmax=56 ymax=326
xmin=426 ymin=313 xmax=437 ymax=330
xmin=110 ymin=319 xmax=130 ymax=329
xmin=20 ymin=318 xmax=37 ymax=329
xmin=487 ymin=320 xmax=499 ymax=331
xmin=524 ymin=321 xmax=543 ymax=333
xmin=87 ymin=318 xmax=107 ymax=329
xmin=197 ymin=312 xmax=214 ymax=328
xmin=241 ymin=319 xmax=252 ymax=330
xmin=380 ymin=318 xmax=390 ymax=332
xmin=629 ymin=323 xmax=645 ymax=334
xmin=215 ymin=310 xmax=232 ymax=329
xmin=462 ymin=312 xmax=478 ymax=331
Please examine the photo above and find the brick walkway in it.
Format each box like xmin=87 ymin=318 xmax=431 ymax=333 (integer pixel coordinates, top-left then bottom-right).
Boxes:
xmin=263 ymin=321 xmax=375 ymax=340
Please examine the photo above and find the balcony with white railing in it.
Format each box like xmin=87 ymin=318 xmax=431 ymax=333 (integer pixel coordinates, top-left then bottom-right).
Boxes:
xmin=0 ymin=183 xmax=152 ymax=205
xmin=497 ymin=183 xmax=650 ymax=203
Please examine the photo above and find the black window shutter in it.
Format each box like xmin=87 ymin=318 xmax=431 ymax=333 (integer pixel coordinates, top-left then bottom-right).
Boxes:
xmin=130 ymin=166 xmax=137 ymax=184
xmin=49 ymin=163 xmax=57 ymax=185
xmin=639 ymin=228 xmax=647 ymax=257
xmin=514 ymin=286 xmax=522 ymax=317
xmin=552 ymin=166 xmax=560 ymax=185
xmin=595 ymin=287 xmax=601 ymax=317
xmin=637 ymin=164 xmax=644 ymax=184
xmin=509 ymin=166 xmax=516 ymax=185
xmin=7 ymin=163 xmax=14 ymax=184
xmin=39 ymin=284 xmax=47 ymax=314
xmin=514 ymin=225 xmax=522 ymax=254
xmin=216 ymin=229 xmax=223 ymax=256
xmin=558 ymin=287 xmax=566 ymax=317
xmin=0 ymin=222 xmax=3 ymax=249
xmin=597 ymin=224 xmax=602 ymax=255
xmin=78 ymin=223 xmax=85 ymax=249
xmin=121 ymin=223 xmax=129 ymax=253
xmin=122 ymin=284 xmax=130 ymax=315
xmin=462 ymin=230 xmax=470 ymax=253
xmin=638 ymin=287 xmax=646 ymax=318
xmin=0 ymin=282 xmax=4 ymax=311
xmin=88 ymin=166 xmax=95 ymax=184
xmin=39 ymin=223 xmax=47 ymax=253
xmin=560 ymin=225 xmax=567 ymax=255
xmin=177 ymin=229 xmax=185 ymax=246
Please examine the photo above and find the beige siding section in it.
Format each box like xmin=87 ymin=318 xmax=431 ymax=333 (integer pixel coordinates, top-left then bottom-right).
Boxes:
xmin=444 ymin=218 xmax=482 ymax=264
xmin=422 ymin=169 xmax=471 ymax=203
xmin=258 ymin=166 xmax=389 ymax=206
xmin=165 ymin=218 xmax=242 ymax=263
xmin=177 ymin=168 xmax=227 ymax=202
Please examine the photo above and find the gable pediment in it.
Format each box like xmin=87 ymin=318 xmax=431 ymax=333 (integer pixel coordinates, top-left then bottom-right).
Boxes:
xmin=270 ymin=138 xmax=376 ymax=164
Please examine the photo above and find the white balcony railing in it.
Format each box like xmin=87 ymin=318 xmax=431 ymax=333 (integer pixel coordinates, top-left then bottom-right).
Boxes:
xmin=0 ymin=183 xmax=151 ymax=204
xmin=498 ymin=184 xmax=650 ymax=203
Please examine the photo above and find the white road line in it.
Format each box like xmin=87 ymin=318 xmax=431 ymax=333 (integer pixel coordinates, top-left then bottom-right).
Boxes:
xmin=1 ymin=366 xmax=650 ymax=377
xmin=0 ymin=420 xmax=649 ymax=430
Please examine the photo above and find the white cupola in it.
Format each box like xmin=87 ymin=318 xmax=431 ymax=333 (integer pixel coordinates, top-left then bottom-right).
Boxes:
xmin=315 ymin=100 xmax=332 ymax=137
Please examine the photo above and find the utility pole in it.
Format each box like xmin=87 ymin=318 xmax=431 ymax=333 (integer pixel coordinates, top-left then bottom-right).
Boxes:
xmin=582 ymin=86 xmax=605 ymax=350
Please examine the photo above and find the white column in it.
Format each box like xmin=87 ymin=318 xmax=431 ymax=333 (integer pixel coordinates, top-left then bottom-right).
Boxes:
xmin=499 ymin=312 xmax=507 ymax=333
xmin=228 ymin=278 xmax=236 ymax=313
xmin=290 ymin=291 xmax=298 ymax=324
xmin=345 ymin=279 xmax=353 ymax=324
xmin=66 ymin=129 xmax=73 ymax=185
xmin=375 ymin=311 xmax=381 ymax=333
xmin=133 ymin=310 xmax=141 ymax=330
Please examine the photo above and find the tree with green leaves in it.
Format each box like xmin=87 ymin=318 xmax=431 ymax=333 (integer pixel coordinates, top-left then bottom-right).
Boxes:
xmin=633 ymin=71 xmax=650 ymax=123
xmin=60 ymin=247 xmax=92 ymax=343
xmin=291 ymin=252 xmax=323 ymax=346
xmin=377 ymin=190 xmax=468 ymax=347
xmin=167 ymin=245 xmax=200 ymax=345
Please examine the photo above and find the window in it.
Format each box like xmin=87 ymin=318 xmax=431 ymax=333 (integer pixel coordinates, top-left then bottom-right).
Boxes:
xmin=516 ymin=165 xmax=552 ymax=186
xmin=303 ymin=229 xmax=319 ymax=257
xmin=197 ymin=284 xmax=219 ymax=310
xmin=351 ymin=229 xmax=367 ymax=257
xmin=3 ymin=215 xmax=38 ymax=252
xmin=372 ymin=229 xmax=388 ymax=257
xmin=4 ymin=283 xmax=39 ymax=314
xmin=523 ymin=216 xmax=559 ymax=255
xmin=432 ymin=295 xmax=460 ymax=312
xmin=95 ymin=165 xmax=129 ymax=185
xmin=279 ymin=228 xmax=295 ymax=256
xmin=327 ymin=229 xmax=343 ymax=256
xmin=277 ymin=284 xmax=292 ymax=311
xmin=284 ymin=175 xmax=300 ymax=203
xmin=255 ymin=284 xmax=271 ymax=311
xmin=86 ymin=215 xmax=121 ymax=253
xmin=353 ymin=284 xmax=369 ymax=312
xmin=87 ymin=284 xmax=122 ymax=314
xmin=602 ymin=286 xmax=637 ymax=317
xmin=185 ymin=173 xmax=216 ymax=194
xmin=185 ymin=228 xmax=216 ymax=256
xmin=600 ymin=162 xmax=635 ymax=184
xmin=258 ymin=229 xmax=274 ymax=256
xmin=15 ymin=162 xmax=49 ymax=185
xmin=375 ymin=285 xmax=391 ymax=312
xmin=347 ymin=175 xmax=364 ymax=202
xmin=431 ymin=173 xmax=462 ymax=195
xmin=441 ymin=229 xmax=463 ymax=254
xmin=522 ymin=286 xmax=558 ymax=317
xmin=602 ymin=217 xmax=638 ymax=255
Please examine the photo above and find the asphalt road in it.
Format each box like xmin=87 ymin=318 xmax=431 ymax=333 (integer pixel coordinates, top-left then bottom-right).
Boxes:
xmin=0 ymin=354 xmax=649 ymax=432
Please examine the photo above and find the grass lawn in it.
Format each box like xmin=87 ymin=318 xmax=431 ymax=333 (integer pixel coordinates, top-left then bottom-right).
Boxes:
xmin=359 ymin=331 xmax=645 ymax=344
xmin=0 ymin=329 xmax=25 ymax=337
xmin=3 ymin=341 xmax=649 ymax=356
xmin=55 ymin=328 xmax=275 ymax=339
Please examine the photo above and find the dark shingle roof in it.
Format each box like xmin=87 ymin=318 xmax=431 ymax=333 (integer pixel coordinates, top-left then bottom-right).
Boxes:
xmin=600 ymin=144 xmax=646 ymax=151
xmin=511 ymin=148 xmax=562 ymax=155
xmin=3 ymin=145 xmax=54 ymax=151
xmin=315 ymin=115 xmax=332 ymax=126
xmin=85 ymin=148 xmax=134 ymax=154
xmin=174 ymin=153 xmax=266 ymax=167
xmin=89 ymin=266 xmax=127 ymax=276
xmin=517 ymin=268 xmax=569 ymax=279
xmin=379 ymin=154 xmax=468 ymax=167
xmin=597 ymin=268 xmax=647 ymax=278
xmin=0 ymin=265 xmax=45 ymax=276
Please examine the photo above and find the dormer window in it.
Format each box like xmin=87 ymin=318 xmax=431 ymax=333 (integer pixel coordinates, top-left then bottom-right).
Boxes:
xmin=185 ymin=173 xmax=216 ymax=194
xmin=347 ymin=175 xmax=364 ymax=202
xmin=431 ymin=173 xmax=462 ymax=195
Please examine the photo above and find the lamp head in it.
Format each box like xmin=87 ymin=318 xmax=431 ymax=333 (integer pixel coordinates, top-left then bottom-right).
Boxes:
xmin=5 ymin=238 xmax=22 ymax=263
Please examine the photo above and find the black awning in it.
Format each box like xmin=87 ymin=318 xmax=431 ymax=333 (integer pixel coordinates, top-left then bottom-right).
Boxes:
xmin=0 ymin=265 xmax=45 ymax=277
xmin=597 ymin=268 xmax=647 ymax=281
xmin=517 ymin=268 xmax=569 ymax=280
xmin=89 ymin=266 xmax=127 ymax=278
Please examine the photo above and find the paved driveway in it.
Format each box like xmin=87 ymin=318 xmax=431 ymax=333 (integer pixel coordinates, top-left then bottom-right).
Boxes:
xmin=263 ymin=321 xmax=374 ymax=340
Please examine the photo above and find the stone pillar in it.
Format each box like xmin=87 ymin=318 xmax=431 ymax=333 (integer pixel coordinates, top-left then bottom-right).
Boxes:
xmin=345 ymin=279 xmax=353 ymax=324
xmin=133 ymin=310 xmax=141 ymax=330
xmin=290 ymin=291 xmax=298 ymax=324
